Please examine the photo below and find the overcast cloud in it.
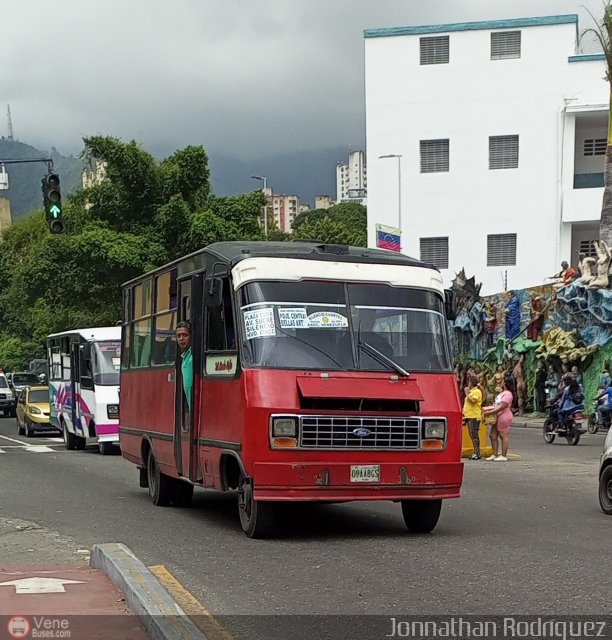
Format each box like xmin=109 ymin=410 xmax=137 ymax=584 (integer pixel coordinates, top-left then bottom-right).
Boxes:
xmin=1 ymin=0 xmax=606 ymax=197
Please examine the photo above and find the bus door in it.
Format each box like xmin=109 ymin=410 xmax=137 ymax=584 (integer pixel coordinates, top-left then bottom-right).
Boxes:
xmin=174 ymin=273 xmax=203 ymax=481
xmin=70 ymin=341 xmax=84 ymax=437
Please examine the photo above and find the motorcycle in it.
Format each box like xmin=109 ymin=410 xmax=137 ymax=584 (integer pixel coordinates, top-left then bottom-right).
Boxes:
xmin=587 ymin=398 xmax=611 ymax=435
xmin=543 ymin=403 xmax=586 ymax=446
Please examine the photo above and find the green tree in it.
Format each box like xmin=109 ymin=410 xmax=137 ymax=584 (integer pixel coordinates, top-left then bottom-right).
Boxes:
xmin=291 ymin=202 xmax=367 ymax=246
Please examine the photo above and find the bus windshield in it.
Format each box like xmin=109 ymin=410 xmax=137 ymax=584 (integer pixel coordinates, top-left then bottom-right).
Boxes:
xmin=93 ymin=341 xmax=121 ymax=386
xmin=239 ymin=281 xmax=451 ymax=373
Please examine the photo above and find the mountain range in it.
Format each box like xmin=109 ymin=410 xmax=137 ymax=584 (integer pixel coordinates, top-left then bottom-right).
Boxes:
xmin=0 ymin=138 xmax=350 ymax=220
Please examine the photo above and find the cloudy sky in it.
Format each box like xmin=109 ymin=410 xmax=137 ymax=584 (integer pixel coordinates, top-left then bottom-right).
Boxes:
xmin=1 ymin=0 xmax=606 ymax=199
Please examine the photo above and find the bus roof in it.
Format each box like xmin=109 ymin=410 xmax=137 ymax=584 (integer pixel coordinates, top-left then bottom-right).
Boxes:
xmin=47 ymin=327 xmax=121 ymax=342
xmin=122 ymin=241 xmax=437 ymax=288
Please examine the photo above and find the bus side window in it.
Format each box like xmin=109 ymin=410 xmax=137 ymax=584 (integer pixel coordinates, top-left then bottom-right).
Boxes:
xmin=206 ymin=278 xmax=235 ymax=351
xmin=61 ymin=338 xmax=71 ymax=382
xmin=80 ymin=347 xmax=94 ymax=390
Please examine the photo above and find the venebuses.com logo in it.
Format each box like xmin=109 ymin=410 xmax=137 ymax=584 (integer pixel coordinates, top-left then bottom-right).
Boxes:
xmin=7 ymin=616 xmax=30 ymax=639
xmin=6 ymin=615 xmax=71 ymax=638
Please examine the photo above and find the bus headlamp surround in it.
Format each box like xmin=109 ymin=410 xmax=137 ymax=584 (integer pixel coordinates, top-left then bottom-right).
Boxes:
xmin=272 ymin=417 xmax=297 ymax=437
xmin=423 ymin=419 xmax=446 ymax=439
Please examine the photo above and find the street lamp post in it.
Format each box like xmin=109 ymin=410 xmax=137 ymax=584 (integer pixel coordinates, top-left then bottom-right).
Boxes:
xmin=379 ymin=154 xmax=402 ymax=250
xmin=250 ymin=175 xmax=268 ymax=239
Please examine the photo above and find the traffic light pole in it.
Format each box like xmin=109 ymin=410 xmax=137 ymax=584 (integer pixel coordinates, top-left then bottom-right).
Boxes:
xmin=0 ymin=157 xmax=63 ymax=233
xmin=0 ymin=157 xmax=54 ymax=171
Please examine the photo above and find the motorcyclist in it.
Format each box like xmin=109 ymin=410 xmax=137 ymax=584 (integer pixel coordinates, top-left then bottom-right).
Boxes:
xmin=595 ymin=382 xmax=612 ymax=427
xmin=556 ymin=374 xmax=584 ymax=434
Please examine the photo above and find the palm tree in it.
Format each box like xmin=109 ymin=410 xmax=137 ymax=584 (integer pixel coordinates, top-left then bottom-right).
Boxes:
xmin=583 ymin=4 xmax=612 ymax=245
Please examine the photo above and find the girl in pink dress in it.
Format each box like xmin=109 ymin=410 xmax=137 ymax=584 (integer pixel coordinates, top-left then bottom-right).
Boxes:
xmin=482 ymin=379 xmax=514 ymax=461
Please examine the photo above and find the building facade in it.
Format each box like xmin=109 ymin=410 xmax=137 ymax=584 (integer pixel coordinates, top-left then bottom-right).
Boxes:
xmin=336 ymin=150 xmax=367 ymax=203
xmin=364 ymin=14 xmax=607 ymax=294
xmin=0 ymin=196 xmax=12 ymax=232
xmin=315 ymin=195 xmax=336 ymax=210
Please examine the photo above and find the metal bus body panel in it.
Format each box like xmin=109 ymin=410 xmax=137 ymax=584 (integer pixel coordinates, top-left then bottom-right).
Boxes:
xmin=119 ymin=368 xmax=176 ymax=472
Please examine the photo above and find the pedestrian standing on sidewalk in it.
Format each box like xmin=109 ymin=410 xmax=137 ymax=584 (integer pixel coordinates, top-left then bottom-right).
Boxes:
xmin=463 ymin=374 xmax=483 ymax=460
xmin=483 ymin=379 xmax=514 ymax=461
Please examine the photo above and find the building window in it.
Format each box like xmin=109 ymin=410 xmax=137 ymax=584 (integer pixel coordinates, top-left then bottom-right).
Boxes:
xmin=579 ymin=239 xmax=597 ymax=257
xmin=420 ymin=236 xmax=449 ymax=269
xmin=491 ymin=31 xmax=521 ymax=60
xmin=420 ymin=36 xmax=449 ymax=65
xmin=584 ymin=138 xmax=607 ymax=156
xmin=420 ymin=139 xmax=449 ymax=173
xmin=487 ymin=233 xmax=517 ymax=266
xmin=489 ymin=135 xmax=519 ymax=170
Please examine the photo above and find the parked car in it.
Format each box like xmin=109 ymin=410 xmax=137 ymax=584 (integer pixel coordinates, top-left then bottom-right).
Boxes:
xmin=600 ymin=427 xmax=612 ymax=515
xmin=0 ymin=372 xmax=16 ymax=417
xmin=16 ymin=386 xmax=54 ymax=437
xmin=10 ymin=372 xmax=44 ymax=397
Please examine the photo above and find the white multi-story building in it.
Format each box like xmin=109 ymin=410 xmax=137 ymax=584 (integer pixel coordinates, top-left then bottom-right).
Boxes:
xmin=268 ymin=192 xmax=299 ymax=233
xmin=336 ymin=150 xmax=367 ymax=203
xmin=365 ymin=14 xmax=607 ymax=294
xmin=82 ymin=160 xmax=108 ymax=189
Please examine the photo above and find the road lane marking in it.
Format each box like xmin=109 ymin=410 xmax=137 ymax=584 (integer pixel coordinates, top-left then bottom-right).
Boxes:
xmin=0 ymin=448 xmax=5 ymax=454
xmin=0 ymin=577 xmax=86 ymax=594
xmin=0 ymin=434 xmax=28 ymax=445
xmin=25 ymin=446 xmax=55 ymax=453
xmin=149 ymin=565 xmax=234 ymax=640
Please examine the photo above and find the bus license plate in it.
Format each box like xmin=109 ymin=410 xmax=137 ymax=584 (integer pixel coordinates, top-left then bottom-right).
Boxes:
xmin=350 ymin=465 xmax=380 ymax=483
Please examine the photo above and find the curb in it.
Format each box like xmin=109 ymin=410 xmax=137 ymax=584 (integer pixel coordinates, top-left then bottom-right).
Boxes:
xmin=91 ymin=543 xmax=209 ymax=640
xmin=511 ymin=421 xmax=543 ymax=429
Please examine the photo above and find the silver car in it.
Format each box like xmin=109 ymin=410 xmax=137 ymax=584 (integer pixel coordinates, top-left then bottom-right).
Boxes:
xmin=599 ymin=427 xmax=612 ymax=515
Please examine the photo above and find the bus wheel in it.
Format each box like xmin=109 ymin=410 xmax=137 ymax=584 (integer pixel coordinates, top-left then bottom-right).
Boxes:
xmin=62 ymin=421 xmax=77 ymax=451
xmin=401 ymin=499 xmax=442 ymax=534
xmin=75 ymin=435 xmax=86 ymax=451
xmin=99 ymin=442 xmax=114 ymax=456
xmin=238 ymin=476 xmax=274 ymax=538
xmin=147 ymin=450 xmax=173 ymax=507
xmin=172 ymin=480 xmax=194 ymax=507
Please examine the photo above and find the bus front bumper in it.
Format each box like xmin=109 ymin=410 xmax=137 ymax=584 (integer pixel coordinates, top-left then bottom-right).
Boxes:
xmin=253 ymin=461 xmax=463 ymax=501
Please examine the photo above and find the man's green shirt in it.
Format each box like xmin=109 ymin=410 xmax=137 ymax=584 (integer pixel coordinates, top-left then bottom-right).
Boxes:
xmin=181 ymin=347 xmax=193 ymax=410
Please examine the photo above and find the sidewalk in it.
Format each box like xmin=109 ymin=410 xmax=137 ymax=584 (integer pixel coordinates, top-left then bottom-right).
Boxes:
xmin=511 ymin=413 xmax=546 ymax=429
xmin=0 ymin=518 xmax=209 ymax=640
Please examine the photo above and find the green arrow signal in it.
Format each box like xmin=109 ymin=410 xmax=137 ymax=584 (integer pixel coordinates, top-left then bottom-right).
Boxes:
xmin=49 ymin=204 xmax=61 ymax=218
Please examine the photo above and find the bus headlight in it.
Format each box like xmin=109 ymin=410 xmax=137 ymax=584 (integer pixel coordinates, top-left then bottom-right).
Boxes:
xmin=423 ymin=420 xmax=446 ymax=439
xmin=272 ymin=417 xmax=297 ymax=437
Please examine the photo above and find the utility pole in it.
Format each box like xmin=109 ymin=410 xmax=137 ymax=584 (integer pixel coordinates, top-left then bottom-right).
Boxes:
xmin=250 ymin=175 xmax=269 ymax=239
xmin=6 ymin=105 xmax=14 ymax=141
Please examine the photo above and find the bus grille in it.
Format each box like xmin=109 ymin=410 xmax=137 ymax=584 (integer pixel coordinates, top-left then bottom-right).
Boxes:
xmin=299 ymin=416 xmax=420 ymax=450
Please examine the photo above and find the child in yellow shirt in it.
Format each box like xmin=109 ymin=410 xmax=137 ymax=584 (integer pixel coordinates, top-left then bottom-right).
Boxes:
xmin=463 ymin=374 xmax=483 ymax=460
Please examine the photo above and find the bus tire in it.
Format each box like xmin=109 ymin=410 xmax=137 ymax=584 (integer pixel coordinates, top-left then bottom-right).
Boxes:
xmin=147 ymin=450 xmax=173 ymax=507
xmin=75 ymin=434 xmax=87 ymax=450
xmin=172 ymin=480 xmax=194 ymax=507
xmin=401 ymin=499 xmax=442 ymax=534
xmin=238 ymin=476 xmax=274 ymax=538
xmin=99 ymin=442 xmax=114 ymax=455
xmin=63 ymin=420 xmax=77 ymax=451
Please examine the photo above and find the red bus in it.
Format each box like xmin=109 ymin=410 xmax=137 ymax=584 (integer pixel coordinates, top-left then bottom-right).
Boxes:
xmin=119 ymin=242 xmax=463 ymax=537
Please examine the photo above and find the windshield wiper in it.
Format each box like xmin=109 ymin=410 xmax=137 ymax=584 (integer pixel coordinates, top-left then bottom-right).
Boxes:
xmin=358 ymin=340 xmax=410 ymax=378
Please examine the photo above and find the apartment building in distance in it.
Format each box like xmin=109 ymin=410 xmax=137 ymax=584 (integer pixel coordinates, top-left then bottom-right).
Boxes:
xmin=365 ymin=14 xmax=607 ymax=294
xmin=336 ymin=150 xmax=367 ymax=203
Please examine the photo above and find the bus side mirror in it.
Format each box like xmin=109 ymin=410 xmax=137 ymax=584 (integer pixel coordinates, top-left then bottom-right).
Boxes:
xmin=82 ymin=343 xmax=92 ymax=362
xmin=444 ymin=289 xmax=456 ymax=321
xmin=203 ymin=277 xmax=223 ymax=307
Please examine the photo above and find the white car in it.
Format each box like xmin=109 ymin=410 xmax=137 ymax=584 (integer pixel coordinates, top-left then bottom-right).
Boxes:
xmin=599 ymin=427 xmax=612 ymax=515
xmin=0 ymin=373 xmax=16 ymax=417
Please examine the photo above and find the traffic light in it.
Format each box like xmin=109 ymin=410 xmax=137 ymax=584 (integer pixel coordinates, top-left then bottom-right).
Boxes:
xmin=41 ymin=172 xmax=64 ymax=234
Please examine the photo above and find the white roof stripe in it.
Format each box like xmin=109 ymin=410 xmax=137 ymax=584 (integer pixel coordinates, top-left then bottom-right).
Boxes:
xmin=231 ymin=257 xmax=444 ymax=295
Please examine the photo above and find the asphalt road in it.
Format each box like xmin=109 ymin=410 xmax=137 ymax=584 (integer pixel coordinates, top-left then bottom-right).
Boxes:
xmin=0 ymin=418 xmax=609 ymax=625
